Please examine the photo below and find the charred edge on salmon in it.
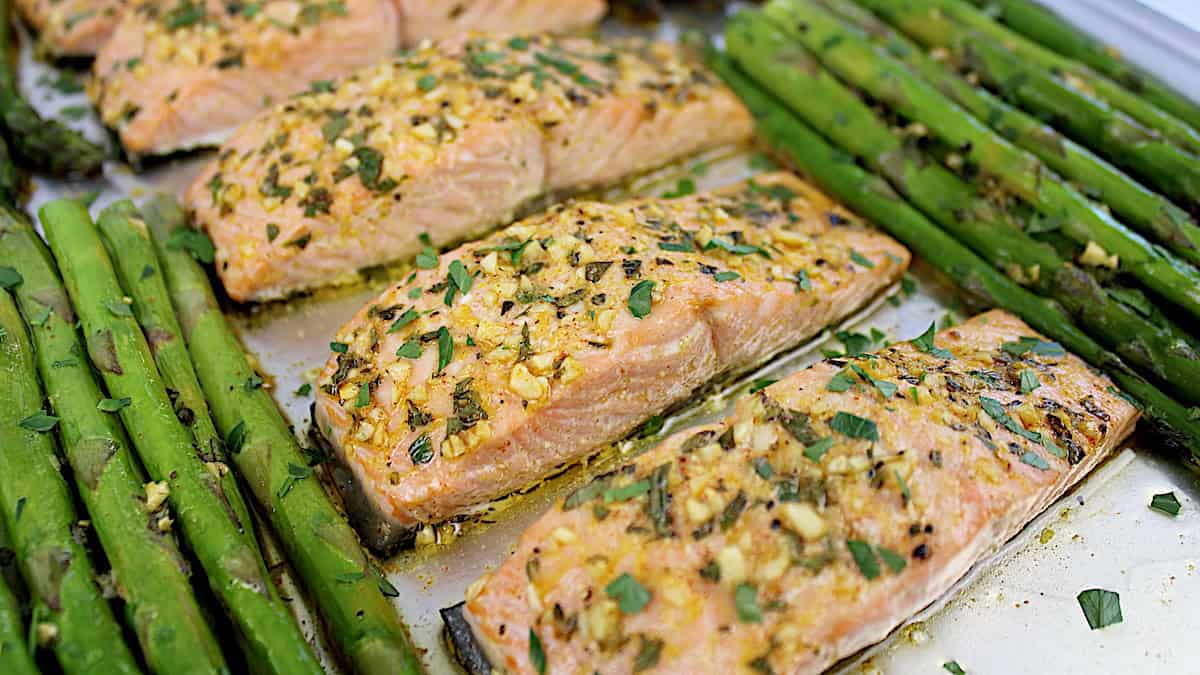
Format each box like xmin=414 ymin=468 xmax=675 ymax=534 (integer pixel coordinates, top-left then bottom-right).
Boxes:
xmin=441 ymin=602 xmax=493 ymax=675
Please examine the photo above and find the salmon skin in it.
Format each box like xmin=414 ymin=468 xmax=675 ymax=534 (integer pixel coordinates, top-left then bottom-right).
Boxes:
xmin=15 ymin=0 xmax=123 ymax=56
xmin=451 ymin=310 xmax=1138 ymax=674
xmin=90 ymin=0 xmax=607 ymax=156
xmin=184 ymin=33 xmax=754 ymax=302
xmin=312 ymin=172 xmax=909 ymax=551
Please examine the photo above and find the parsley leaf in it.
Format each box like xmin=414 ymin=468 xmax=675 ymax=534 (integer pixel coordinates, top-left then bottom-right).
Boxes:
xmin=628 ymin=279 xmax=655 ymax=318
xmin=1149 ymin=491 xmax=1181 ymax=517
xmin=19 ymin=412 xmax=59 ymax=432
xmin=166 ymin=227 xmax=216 ymax=264
xmin=734 ymin=583 xmax=763 ymax=622
xmin=606 ymin=573 xmax=652 ymax=614
xmin=1076 ymin=588 xmax=1122 ymax=630
xmin=847 ymin=540 xmax=880 ymax=579
xmin=911 ymin=323 xmax=954 ymax=359
xmin=829 ymin=411 xmax=878 ymax=441
xmin=529 ymin=629 xmax=546 ymax=675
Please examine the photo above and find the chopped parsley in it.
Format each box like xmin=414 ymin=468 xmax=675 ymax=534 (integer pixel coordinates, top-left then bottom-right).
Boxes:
xmin=826 ymin=370 xmax=855 ymax=392
xmin=1149 ymin=491 xmax=1181 ymax=517
xmin=606 ymin=573 xmax=652 ymax=614
xmin=355 ymin=381 xmax=371 ymax=408
xmin=415 ymin=233 xmax=438 ymax=269
xmin=734 ymin=583 xmax=763 ymax=622
xmin=943 ymin=662 xmax=966 ymax=675
xmin=295 ymin=383 xmax=312 ymax=397
xmin=829 ymin=411 xmax=878 ymax=441
xmin=803 ymin=437 xmax=833 ymax=463
xmin=1001 ymin=336 xmax=1065 ymax=357
xmin=749 ymin=378 xmax=777 ymax=393
xmin=416 ymin=74 xmax=437 ymax=92
xmin=277 ymin=462 xmax=312 ymax=499
xmin=633 ymin=635 xmax=662 ymax=672
xmin=1020 ymin=450 xmax=1050 ymax=470
xmin=849 ymin=249 xmax=875 ymax=268
xmin=97 ymin=397 xmax=132 ymax=412
xmin=226 ymin=421 xmax=247 ymax=453
xmin=911 ymin=323 xmax=954 ymax=359
xmin=329 ymin=341 xmax=349 ymax=353
xmin=1076 ymin=588 xmax=1122 ymax=630
xmin=714 ymin=270 xmax=740 ymax=282
xmin=1019 ymin=369 xmax=1040 ymax=394
xmin=409 ymin=434 xmax=433 ymax=464
xmin=661 ymin=178 xmax=696 ymax=198
xmin=166 ymin=227 xmax=216 ymax=263
xmin=19 ymin=412 xmax=59 ymax=432
xmin=0 ymin=266 xmax=21 ymax=289
xmin=396 ymin=341 xmax=421 ymax=359
xmin=847 ymin=539 xmax=880 ymax=580
xmin=387 ymin=309 xmax=419 ymax=333
xmin=528 ymin=628 xmax=546 ymax=675
xmin=979 ymin=396 xmax=1041 ymax=443
xmin=628 ymin=279 xmax=655 ymax=318
xmin=603 ymin=478 xmax=651 ymax=503
xmin=435 ymin=327 xmax=453 ymax=373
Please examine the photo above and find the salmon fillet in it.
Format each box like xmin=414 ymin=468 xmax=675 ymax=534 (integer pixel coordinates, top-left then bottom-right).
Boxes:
xmin=89 ymin=0 xmax=607 ymax=156
xmin=184 ymin=33 xmax=753 ymax=302
xmin=312 ymin=172 xmax=909 ymax=539
xmin=15 ymin=0 xmax=123 ymax=56
xmin=453 ymin=310 xmax=1138 ymax=674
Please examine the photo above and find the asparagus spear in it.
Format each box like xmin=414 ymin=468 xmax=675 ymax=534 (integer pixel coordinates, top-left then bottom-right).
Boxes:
xmin=0 ymin=551 xmax=36 ymax=675
xmin=0 ymin=0 xmax=105 ymax=176
xmin=812 ymin=0 xmax=1200 ymax=268
xmin=0 ymin=289 xmax=141 ymax=674
xmin=0 ymin=208 xmax=229 ymax=673
xmin=964 ymin=0 xmax=1200 ymax=133
xmin=853 ymin=0 xmax=1200 ymax=215
xmin=761 ymin=0 xmax=1200 ymax=321
xmin=97 ymin=202 xmax=243 ymax=505
xmin=705 ymin=48 xmax=1200 ymax=456
xmin=726 ymin=9 xmax=1200 ymax=405
xmin=140 ymin=195 xmax=423 ymax=675
xmin=36 ymin=199 xmax=324 ymax=675
xmin=925 ymin=0 xmax=1200 ymax=155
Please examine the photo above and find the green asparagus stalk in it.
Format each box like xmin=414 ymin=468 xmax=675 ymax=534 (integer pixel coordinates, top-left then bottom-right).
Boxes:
xmin=705 ymin=47 xmax=1200 ymax=456
xmin=926 ymin=0 xmax=1200 ymax=155
xmin=726 ymin=9 xmax=1200 ymax=405
xmin=813 ymin=0 xmax=1200 ymax=268
xmin=964 ymin=0 xmax=1200 ymax=133
xmin=853 ymin=0 xmax=1200 ymax=214
xmin=0 ymin=208 xmax=228 ymax=674
xmin=140 ymin=195 xmax=423 ymax=675
xmin=94 ymin=201 xmax=324 ymax=674
xmin=0 ymin=0 xmax=105 ymax=176
xmin=37 ymin=199 xmax=324 ymax=675
xmin=761 ymin=0 xmax=1200 ymax=321
xmin=0 ymin=548 xmax=36 ymax=675
xmin=0 ymin=289 xmax=141 ymax=674
xmin=97 ymin=202 xmax=247 ymax=502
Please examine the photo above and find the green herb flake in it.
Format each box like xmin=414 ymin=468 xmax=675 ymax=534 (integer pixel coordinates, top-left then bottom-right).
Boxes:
xmin=1020 ymin=451 xmax=1050 ymax=471
xmin=628 ymin=279 xmax=655 ymax=318
xmin=633 ymin=635 xmax=662 ymax=672
xmin=605 ymin=573 xmax=652 ymax=614
xmin=277 ymin=462 xmax=313 ymax=499
xmin=226 ymin=421 xmax=247 ymax=453
xmin=436 ymin=326 xmax=453 ymax=373
xmin=1149 ymin=491 xmax=1181 ymax=517
xmin=803 ymin=437 xmax=834 ymax=463
xmin=528 ymin=628 xmax=547 ymax=674
xmin=97 ymin=397 xmax=132 ymax=412
xmin=335 ymin=571 xmax=366 ymax=584
xmin=980 ymin=396 xmax=1042 ymax=443
xmin=603 ymin=478 xmax=651 ymax=503
xmin=911 ymin=323 xmax=954 ymax=359
xmin=355 ymin=381 xmax=371 ymax=408
xmin=943 ymin=661 xmax=966 ymax=675
xmin=396 ymin=340 xmax=422 ymax=359
xmin=19 ymin=412 xmax=59 ymax=432
xmin=877 ymin=546 xmax=907 ymax=573
xmin=829 ymin=411 xmax=878 ymax=441
xmin=894 ymin=469 xmax=911 ymax=505
xmin=295 ymin=383 xmax=312 ymax=397
xmin=377 ymin=575 xmax=400 ymax=598
xmin=753 ymin=457 xmax=774 ymax=479
xmin=714 ymin=270 xmax=741 ymax=283
xmin=847 ymin=539 xmax=880 ymax=580
xmin=387 ymin=309 xmax=419 ymax=333
xmin=166 ymin=227 xmax=216 ymax=263
xmin=0 ymin=266 xmax=22 ymax=289
xmin=849 ymin=249 xmax=875 ymax=268
xmin=662 ymin=178 xmax=696 ymax=198
xmin=1076 ymin=588 xmax=1122 ymax=630
xmin=826 ymin=370 xmax=855 ymax=393
xmin=448 ymin=259 xmax=472 ymax=295
xmin=749 ymin=378 xmax=777 ymax=393
xmin=409 ymin=434 xmax=433 ymax=464
xmin=1020 ymin=369 xmax=1040 ymax=394
xmin=734 ymin=582 xmax=763 ymax=622
xmin=329 ymin=341 xmax=349 ymax=353
xmin=1001 ymin=336 xmax=1065 ymax=357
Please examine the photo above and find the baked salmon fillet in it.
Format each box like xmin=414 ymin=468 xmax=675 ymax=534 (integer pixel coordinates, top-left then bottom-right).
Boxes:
xmin=15 ymin=0 xmax=123 ymax=56
xmin=447 ymin=310 xmax=1138 ymax=674
xmin=90 ymin=0 xmax=607 ymax=156
xmin=312 ymin=172 xmax=909 ymax=545
xmin=184 ymin=33 xmax=753 ymax=301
